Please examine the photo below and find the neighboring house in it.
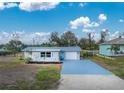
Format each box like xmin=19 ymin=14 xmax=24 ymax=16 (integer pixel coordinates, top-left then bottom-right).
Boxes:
xmin=22 ymin=46 xmax=81 ymax=62
xmin=99 ymin=38 xmax=124 ymax=56
xmin=0 ymin=48 xmax=6 ymax=52
xmin=0 ymin=48 xmax=11 ymax=56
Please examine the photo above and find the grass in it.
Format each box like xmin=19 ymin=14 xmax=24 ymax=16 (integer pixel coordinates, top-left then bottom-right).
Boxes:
xmin=0 ymin=64 xmax=61 ymax=90
xmin=14 ymin=57 xmax=31 ymax=64
xmin=0 ymin=81 xmax=33 ymax=90
xmin=0 ymin=58 xmax=61 ymax=90
xmin=90 ymin=55 xmax=124 ymax=79
xmin=34 ymin=66 xmax=60 ymax=89
xmin=0 ymin=57 xmax=31 ymax=69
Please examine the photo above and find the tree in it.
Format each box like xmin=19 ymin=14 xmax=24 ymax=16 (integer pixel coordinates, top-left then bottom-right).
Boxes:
xmin=87 ymin=32 xmax=95 ymax=50
xmin=49 ymin=31 xmax=78 ymax=47
xmin=0 ymin=44 xmax=4 ymax=49
xmin=5 ymin=40 xmax=25 ymax=55
xmin=61 ymin=31 xmax=78 ymax=46
xmin=49 ymin=32 xmax=61 ymax=46
xmin=107 ymin=44 xmax=120 ymax=55
xmin=79 ymin=38 xmax=89 ymax=49
xmin=100 ymin=29 xmax=109 ymax=43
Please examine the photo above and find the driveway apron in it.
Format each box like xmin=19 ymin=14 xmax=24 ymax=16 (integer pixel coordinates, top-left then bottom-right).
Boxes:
xmin=58 ymin=60 xmax=124 ymax=90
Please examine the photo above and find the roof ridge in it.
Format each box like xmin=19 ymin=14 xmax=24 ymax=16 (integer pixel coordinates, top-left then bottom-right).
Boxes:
xmin=101 ymin=37 xmax=124 ymax=45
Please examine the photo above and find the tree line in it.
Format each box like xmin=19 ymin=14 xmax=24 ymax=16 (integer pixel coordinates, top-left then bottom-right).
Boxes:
xmin=1 ymin=29 xmax=122 ymax=55
xmin=41 ymin=30 xmax=109 ymax=50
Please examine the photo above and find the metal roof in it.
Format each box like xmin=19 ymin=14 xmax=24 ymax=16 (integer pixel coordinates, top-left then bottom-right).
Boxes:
xmin=22 ymin=46 xmax=81 ymax=52
xmin=101 ymin=38 xmax=124 ymax=45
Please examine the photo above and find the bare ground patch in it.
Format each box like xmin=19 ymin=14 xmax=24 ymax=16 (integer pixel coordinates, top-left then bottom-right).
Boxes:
xmin=0 ymin=56 xmax=61 ymax=89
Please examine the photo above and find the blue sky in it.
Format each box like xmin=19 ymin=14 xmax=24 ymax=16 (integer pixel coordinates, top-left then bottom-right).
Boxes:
xmin=0 ymin=2 xmax=124 ymax=44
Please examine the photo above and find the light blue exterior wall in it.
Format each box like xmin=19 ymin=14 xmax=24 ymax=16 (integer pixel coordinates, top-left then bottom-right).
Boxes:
xmin=99 ymin=44 xmax=124 ymax=56
xmin=120 ymin=45 xmax=124 ymax=52
xmin=99 ymin=44 xmax=114 ymax=56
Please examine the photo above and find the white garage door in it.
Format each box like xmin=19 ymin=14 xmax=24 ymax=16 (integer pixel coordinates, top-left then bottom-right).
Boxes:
xmin=65 ymin=52 xmax=78 ymax=60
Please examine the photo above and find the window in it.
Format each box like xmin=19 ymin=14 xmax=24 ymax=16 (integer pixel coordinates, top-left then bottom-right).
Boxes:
xmin=41 ymin=52 xmax=45 ymax=57
xmin=40 ymin=52 xmax=51 ymax=58
xmin=46 ymin=52 xmax=51 ymax=57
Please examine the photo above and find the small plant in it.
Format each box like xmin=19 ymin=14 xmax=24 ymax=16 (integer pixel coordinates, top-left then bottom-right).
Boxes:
xmin=18 ymin=55 xmax=23 ymax=60
xmin=25 ymin=57 xmax=32 ymax=63
xmin=14 ymin=57 xmax=32 ymax=64
xmin=81 ymin=51 xmax=88 ymax=58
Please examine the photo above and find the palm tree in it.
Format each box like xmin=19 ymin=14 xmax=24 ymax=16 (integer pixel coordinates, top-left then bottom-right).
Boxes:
xmin=107 ymin=44 xmax=120 ymax=55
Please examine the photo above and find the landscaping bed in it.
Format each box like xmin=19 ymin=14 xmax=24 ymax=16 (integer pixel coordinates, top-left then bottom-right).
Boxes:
xmin=90 ymin=56 xmax=124 ymax=79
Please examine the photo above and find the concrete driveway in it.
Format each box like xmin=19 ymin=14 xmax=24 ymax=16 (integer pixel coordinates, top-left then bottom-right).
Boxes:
xmin=58 ymin=60 xmax=124 ymax=90
xmin=61 ymin=60 xmax=112 ymax=75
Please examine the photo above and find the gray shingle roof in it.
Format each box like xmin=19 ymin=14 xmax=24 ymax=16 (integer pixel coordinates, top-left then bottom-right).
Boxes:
xmin=22 ymin=46 xmax=81 ymax=52
xmin=101 ymin=38 xmax=124 ymax=45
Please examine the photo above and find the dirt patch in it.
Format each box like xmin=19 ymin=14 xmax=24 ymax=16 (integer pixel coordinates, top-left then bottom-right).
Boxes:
xmin=0 ymin=56 xmax=60 ymax=85
xmin=0 ymin=56 xmax=16 ymax=63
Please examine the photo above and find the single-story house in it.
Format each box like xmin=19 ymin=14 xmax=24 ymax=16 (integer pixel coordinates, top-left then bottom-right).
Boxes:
xmin=0 ymin=48 xmax=11 ymax=56
xmin=99 ymin=37 xmax=124 ymax=56
xmin=22 ymin=46 xmax=81 ymax=62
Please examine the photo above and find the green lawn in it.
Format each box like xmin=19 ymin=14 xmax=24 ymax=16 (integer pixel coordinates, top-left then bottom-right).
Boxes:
xmin=90 ymin=55 xmax=124 ymax=79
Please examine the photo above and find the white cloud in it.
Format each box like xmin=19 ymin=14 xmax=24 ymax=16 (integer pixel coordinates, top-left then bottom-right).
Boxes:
xmin=70 ymin=16 xmax=100 ymax=29
xmin=99 ymin=14 xmax=107 ymax=22
xmin=119 ymin=19 xmax=124 ymax=23
xmin=93 ymin=33 xmax=101 ymax=42
xmin=0 ymin=2 xmax=17 ymax=10
xmin=70 ymin=17 xmax=90 ymax=29
xmin=84 ymin=22 xmax=100 ymax=28
xmin=109 ymin=31 xmax=120 ymax=40
xmin=5 ymin=3 xmax=18 ymax=8
xmin=0 ymin=31 xmax=50 ymax=45
xmin=19 ymin=2 xmax=60 ymax=12
xmin=82 ymin=29 xmax=95 ymax=33
xmin=0 ymin=3 xmax=5 ymax=10
xmin=20 ymin=32 xmax=50 ymax=45
xmin=79 ymin=3 xmax=86 ymax=7
xmin=0 ymin=2 xmax=59 ymax=11
xmin=70 ymin=14 xmax=107 ymax=35
xmin=102 ymin=29 xmax=110 ymax=34
xmin=82 ymin=29 xmax=101 ymax=42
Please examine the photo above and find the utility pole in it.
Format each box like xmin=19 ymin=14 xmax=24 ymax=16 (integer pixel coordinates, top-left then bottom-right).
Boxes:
xmin=32 ymin=38 xmax=35 ymax=46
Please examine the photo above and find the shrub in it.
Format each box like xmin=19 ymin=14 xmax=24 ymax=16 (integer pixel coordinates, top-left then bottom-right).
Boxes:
xmin=14 ymin=57 xmax=32 ymax=64
xmin=80 ymin=51 xmax=88 ymax=58
xmin=25 ymin=57 xmax=32 ymax=63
